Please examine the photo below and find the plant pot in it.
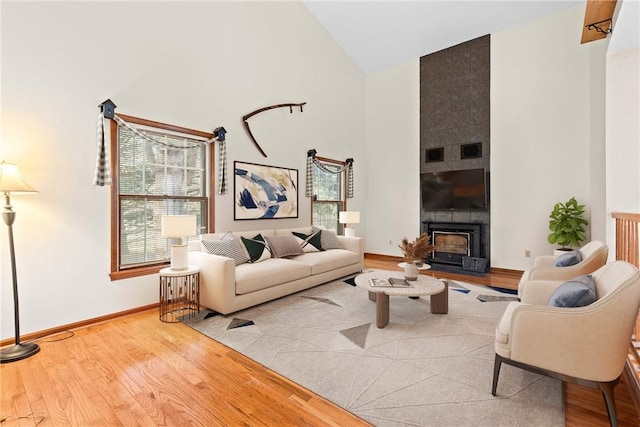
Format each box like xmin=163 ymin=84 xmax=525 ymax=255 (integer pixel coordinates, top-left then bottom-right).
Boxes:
xmin=553 ymin=248 xmax=574 ymax=256
xmin=404 ymin=262 xmax=418 ymax=281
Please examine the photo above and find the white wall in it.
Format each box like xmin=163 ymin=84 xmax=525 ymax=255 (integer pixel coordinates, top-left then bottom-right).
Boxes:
xmin=364 ymin=60 xmax=420 ymax=256
xmin=606 ymin=47 xmax=640 ymax=254
xmin=490 ymin=5 xmax=608 ymax=270
xmin=0 ymin=1 xmax=365 ymax=339
xmin=605 ymin=0 xmax=640 ymax=260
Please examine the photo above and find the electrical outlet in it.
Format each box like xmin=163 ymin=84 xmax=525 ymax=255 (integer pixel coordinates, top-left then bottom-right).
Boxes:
xmin=524 ymin=250 xmax=531 ymax=258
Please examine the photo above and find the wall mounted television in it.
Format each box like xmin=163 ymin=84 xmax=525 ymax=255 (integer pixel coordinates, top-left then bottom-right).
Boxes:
xmin=421 ymin=168 xmax=488 ymax=210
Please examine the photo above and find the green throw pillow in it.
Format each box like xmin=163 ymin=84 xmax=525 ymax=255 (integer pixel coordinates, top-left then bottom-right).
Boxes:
xmin=292 ymin=231 xmax=323 ymax=252
xmin=240 ymin=234 xmax=272 ymax=263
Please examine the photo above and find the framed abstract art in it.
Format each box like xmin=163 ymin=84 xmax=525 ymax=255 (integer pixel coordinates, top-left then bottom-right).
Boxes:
xmin=234 ymin=161 xmax=298 ymax=220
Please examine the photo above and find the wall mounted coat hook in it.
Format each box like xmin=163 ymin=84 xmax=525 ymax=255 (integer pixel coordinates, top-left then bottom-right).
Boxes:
xmin=586 ymin=18 xmax=613 ymax=35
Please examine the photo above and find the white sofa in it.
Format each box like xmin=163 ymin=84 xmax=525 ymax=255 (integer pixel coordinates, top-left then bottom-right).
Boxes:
xmin=187 ymin=226 xmax=364 ymax=315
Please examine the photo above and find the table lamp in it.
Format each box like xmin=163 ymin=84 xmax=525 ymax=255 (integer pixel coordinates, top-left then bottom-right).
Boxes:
xmin=161 ymin=215 xmax=197 ymax=271
xmin=0 ymin=161 xmax=40 ymax=363
xmin=339 ymin=211 xmax=360 ymax=237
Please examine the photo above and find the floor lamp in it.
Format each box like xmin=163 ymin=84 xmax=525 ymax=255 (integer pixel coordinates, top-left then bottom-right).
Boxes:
xmin=0 ymin=161 xmax=39 ymax=363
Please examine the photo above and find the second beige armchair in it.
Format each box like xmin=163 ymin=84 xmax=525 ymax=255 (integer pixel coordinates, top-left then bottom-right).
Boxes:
xmin=518 ymin=240 xmax=608 ymax=299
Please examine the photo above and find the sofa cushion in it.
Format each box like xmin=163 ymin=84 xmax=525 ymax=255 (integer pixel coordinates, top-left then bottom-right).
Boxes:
xmin=292 ymin=230 xmax=323 ymax=252
xmin=240 ymin=234 xmax=272 ymax=263
xmin=235 ymin=258 xmax=311 ymax=294
xmin=201 ymin=238 xmax=249 ymax=266
xmin=313 ymin=226 xmax=342 ymax=250
xmin=264 ymin=235 xmax=304 ymax=258
xmin=290 ymin=249 xmax=359 ymax=275
xmin=548 ymin=275 xmax=597 ymax=307
xmin=553 ymin=250 xmax=582 ymax=267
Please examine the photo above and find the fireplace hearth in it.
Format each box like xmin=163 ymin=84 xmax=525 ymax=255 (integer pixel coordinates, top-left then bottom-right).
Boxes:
xmin=422 ymin=221 xmax=485 ymax=270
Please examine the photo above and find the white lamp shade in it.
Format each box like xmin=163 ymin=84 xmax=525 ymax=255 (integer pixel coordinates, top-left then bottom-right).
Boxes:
xmin=339 ymin=211 xmax=360 ymax=224
xmin=0 ymin=162 xmax=37 ymax=193
xmin=161 ymin=215 xmax=197 ymax=238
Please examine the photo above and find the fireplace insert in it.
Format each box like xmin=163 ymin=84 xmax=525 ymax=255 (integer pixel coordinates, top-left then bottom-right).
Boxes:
xmin=422 ymin=221 xmax=484 ymax=268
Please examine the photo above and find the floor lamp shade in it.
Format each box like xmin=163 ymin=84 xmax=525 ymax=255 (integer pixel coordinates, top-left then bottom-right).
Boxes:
xmin=161 ymin=215 xmax=197 ymax=271
xmin=0 ymin=161 xmax=40 ymax=363
xmin=339 ymin=211 xmax=360 ymax=237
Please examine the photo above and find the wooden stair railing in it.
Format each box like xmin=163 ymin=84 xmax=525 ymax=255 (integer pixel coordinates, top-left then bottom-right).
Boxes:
xmin=612 ymin=212 xmax=640 ymax=413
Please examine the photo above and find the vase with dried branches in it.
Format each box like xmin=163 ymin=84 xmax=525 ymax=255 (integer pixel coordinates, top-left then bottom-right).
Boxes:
xmin=398 ymin=233 xmax=435 ymax=280
xmin=398 ymin=233 xmax=435 ymax=264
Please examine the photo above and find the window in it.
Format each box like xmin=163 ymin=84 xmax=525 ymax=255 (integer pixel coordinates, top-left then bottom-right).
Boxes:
xmin=311 ymin=158 xmax=346 ymax=233
xmin=110 ymin=114 xmax=214 ymax=280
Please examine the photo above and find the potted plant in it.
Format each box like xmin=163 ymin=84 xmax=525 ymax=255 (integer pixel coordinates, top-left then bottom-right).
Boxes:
xmin=547 ymin=197 xmax=588 ymax=253
xmin=398 ymin=233 xmax=435 ymax=279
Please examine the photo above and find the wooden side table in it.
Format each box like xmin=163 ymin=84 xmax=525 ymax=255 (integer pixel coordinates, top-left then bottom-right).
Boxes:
xmin=159 ymin=266 xmax=200 ymax=323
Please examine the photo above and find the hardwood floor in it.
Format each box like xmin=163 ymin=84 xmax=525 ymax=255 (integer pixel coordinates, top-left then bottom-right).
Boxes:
xmin=1 ymin=310 xmax=369 ymax=426
xmin=1 ymin=256 xmax=639 ymax=426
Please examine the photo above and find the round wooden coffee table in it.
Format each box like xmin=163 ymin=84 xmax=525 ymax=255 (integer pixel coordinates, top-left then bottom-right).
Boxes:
xmin=355 ymin=271 xmax=448 ymax=328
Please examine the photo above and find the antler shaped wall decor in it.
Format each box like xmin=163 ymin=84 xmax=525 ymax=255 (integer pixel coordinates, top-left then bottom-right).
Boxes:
xmin=242 ymin=102 xmax=306 ymax=157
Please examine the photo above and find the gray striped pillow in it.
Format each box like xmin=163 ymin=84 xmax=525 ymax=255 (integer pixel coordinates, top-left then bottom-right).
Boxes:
xmin=201 ymin=239 xmax=249 ymax=266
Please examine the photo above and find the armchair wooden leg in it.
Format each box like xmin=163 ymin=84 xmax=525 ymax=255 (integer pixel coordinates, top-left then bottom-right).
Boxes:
xmin=492 ymin=354 xmax=503 ymax=396
xmin=598 ymin=380 xmax=620 ymax=427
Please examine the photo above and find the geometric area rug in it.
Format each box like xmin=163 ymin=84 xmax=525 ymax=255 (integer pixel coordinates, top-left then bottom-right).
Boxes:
xmin=183 ymin=270 xmax=563 ymax=426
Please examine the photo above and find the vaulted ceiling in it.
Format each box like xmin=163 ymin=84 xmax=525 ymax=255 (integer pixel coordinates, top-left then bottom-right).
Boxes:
xmin=303 ymin=0 xmax=636 ymax=75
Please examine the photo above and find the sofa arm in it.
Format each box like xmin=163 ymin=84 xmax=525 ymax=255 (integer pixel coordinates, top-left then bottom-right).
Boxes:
xmin=188 ymin=251 xmax=236 ymax=314
xmin=337 ymin=236 xmax=365 ymax=267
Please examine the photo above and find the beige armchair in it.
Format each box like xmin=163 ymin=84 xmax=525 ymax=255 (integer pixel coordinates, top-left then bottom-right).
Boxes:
xmin=493 ymin=261 xmax=640 ymax=427
xmin=518 ymin=240 xmax=608 ymax=299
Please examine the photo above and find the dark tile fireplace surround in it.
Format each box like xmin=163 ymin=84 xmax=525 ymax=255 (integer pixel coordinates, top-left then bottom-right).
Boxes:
xmin=419 ymin=36 xmax=491 ymax=274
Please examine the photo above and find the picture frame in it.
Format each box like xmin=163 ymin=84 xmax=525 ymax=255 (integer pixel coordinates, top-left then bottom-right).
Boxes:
xmin=234 ymin=161 xmax=299 ymax=220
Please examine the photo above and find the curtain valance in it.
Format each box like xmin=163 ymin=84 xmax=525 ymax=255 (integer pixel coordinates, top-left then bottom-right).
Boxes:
xmin=305 ymin=149 xmax=354 ymax=198
xmin=93 ymin=99 xmax=227 ymax=193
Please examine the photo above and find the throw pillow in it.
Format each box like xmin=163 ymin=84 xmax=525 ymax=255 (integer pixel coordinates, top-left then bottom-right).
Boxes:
xmin=292 ymin=230 xmax=323 ymax=252
xmin=264 ymin=235 xmax=304 ymax=258
xmin=548 ymin=275 xmax=597 ymax=307
xmin=201 ymin=239 xmax=249 ymax=266
xmin=312 ymin=226 xmax=342 ymax=250
xmin=553 ymin=250 xmax=582 ymax=267
xmin=240 ymin=234 xmax=272 ymax=263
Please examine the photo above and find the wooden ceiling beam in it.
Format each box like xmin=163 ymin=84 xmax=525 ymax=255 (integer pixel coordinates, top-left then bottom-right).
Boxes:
xmin=581 ymin=0 xmax=618 ymax=44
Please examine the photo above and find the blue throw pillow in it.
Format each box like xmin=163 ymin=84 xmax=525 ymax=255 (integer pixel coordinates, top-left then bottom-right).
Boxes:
xmin=553 ymin=250 xmax=582 ymax=267
xmin=548 ymin=275 xmax=597 ymax=307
